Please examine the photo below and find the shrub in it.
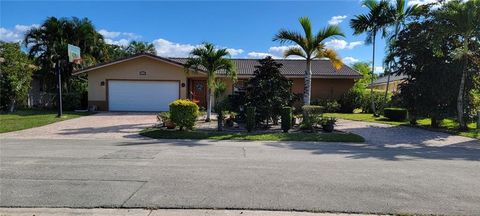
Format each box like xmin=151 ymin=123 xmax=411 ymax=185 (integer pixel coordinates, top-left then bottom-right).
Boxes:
xmin=281 ymin=107 xmax=292 ymax=133
xmin=246 ymin=106 xmax=255 ymax=132
xmin=338 ymin=89 xmax=363 ymax=113
xmin=311 ymin=99 xmax=340 ymax=113
xmin=384 ymin=107 xmax=408 ymax=121
xmin=301 ymin=105 xmax=323 ymax=131
xmin=361 ymin=91 xmax=385 ymax=114
xmin=169 ymin=99 xmax=199 ymax=131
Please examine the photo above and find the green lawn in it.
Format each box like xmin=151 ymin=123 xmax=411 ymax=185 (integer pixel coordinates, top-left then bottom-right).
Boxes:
xmin=140 ymin=128 xmax=365 ymax=142
xmin=324 ymin=113 xmax=479 ymax=139
xmin=0 ymin=110 xmax=91 ymax=133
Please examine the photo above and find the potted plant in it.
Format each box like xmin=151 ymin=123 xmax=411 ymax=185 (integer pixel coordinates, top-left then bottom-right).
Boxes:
xmin=321 ymin=117 xmax=336 ymax=133
xmin=224 ymin=111 xmax=237 ymax=127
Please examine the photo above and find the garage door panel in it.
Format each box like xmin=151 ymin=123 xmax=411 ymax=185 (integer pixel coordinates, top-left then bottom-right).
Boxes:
xmin=108 ymin=80 xmax=179 ymax=111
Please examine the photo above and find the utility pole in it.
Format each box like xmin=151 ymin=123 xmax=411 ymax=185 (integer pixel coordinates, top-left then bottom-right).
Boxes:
xmin=56 ymin=60 xmax=63 ymax=117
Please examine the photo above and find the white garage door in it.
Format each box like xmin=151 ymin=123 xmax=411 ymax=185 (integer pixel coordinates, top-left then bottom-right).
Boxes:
xmin=108 ymin=80 xmax=179 ymax=111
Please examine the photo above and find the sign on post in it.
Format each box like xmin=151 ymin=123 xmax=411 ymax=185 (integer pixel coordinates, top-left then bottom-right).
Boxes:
xmin=68 ymin=44 xmax=81 ymax=63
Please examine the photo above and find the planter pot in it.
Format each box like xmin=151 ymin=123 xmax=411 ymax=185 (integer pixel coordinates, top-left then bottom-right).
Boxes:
xmin=322 ymin=124 xmax=334 ymax=133
xmin=225 ymin=118 xmax=234 ymax=127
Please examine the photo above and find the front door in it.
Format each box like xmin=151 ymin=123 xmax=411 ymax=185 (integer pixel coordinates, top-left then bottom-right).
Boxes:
xmin=191 ymin=80 xmax=207 ymax=109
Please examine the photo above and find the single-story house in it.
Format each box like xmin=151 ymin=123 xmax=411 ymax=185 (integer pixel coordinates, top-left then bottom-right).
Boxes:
xmin=72 ymin=53 xmax=362 ymax=111
xmin=369 ymin=74 xmax=408 ymax=93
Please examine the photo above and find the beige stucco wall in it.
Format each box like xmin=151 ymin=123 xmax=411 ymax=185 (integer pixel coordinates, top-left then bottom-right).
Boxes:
xmin=87 ymin=56 xmax=204 ymax=110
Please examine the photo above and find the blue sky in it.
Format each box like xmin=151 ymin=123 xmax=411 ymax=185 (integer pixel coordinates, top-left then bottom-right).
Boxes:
xmin=0 ymin=0 xmax=431 ymax=73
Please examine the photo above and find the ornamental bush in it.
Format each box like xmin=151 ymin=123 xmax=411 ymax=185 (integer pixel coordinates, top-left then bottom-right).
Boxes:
xmin=246 ymin=106 xmax=256 ymax=132
xmin=384 ymin=107 xmax=408 ymax=121
xmin=169 ymin=99 xmax=199 ymax=131
xmin=281 ymin=107 xmax=292 ymax=133
xmin=301 ymin=105 xmax=324 ymax=131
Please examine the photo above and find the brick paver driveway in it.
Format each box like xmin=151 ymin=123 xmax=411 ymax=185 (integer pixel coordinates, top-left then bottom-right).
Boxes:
xmin=0 ymin=112 xmax=157 ymax=140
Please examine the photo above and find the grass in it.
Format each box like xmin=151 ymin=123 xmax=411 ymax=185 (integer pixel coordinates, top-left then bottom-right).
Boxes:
xmin=0 ymin=110 xmax=91 ymax=133
xmin=324 ymin=113 xmax=479 ymax=139
xmin=140 ymin=128 xmax=365 ymax=142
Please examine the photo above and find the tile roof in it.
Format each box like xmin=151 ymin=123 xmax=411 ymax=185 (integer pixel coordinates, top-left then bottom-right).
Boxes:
xmin=170 ymin=58 xmax=362 ymax=78
xmin=73 ymin=53 xmax=362 ymax=79
xmin=370 ymin=74 xmax=408 ymax=86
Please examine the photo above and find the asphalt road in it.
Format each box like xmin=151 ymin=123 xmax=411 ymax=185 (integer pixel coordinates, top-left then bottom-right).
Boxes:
xmin=1 ymin=132 xmax=479 ymax=215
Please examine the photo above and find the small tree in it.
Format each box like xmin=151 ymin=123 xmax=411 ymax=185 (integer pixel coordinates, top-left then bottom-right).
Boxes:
xmin=245 ymin=57 xmax=294 ymax=126
xmin=0 ymin=42 xmax=35 ymax=112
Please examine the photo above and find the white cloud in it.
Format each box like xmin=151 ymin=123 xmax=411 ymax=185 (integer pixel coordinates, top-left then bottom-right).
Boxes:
xmin=374 ymin=66 xmax=385 ymax=74
xmin=247 ymin=52 xmax=276 ymax=59
xmin=328 ymin=15 xmax=347 ymax=25
xmin=226 ymin=48 xmax=244 ymax=56
xmin=0 ymin=24 xmax=39 ymax=42
xmin=342 ymin=57 xmax=360 ymax=65
xmin=153 ymin=38 xmax=197 ymax=57
xmin=325 ymin=39 xmax=364 ymax=50
xmin=152 ymin=38 xmax=243 ymax=57
xmin=98 ymin=29 xmax=121 ymax=38
xmin=99 ymin=29 xmax=141 ymax=46
xmin=104 ymin=38 xmax=130 ymax=47
xmin=98 ymin=29 xmax=140 ymax=40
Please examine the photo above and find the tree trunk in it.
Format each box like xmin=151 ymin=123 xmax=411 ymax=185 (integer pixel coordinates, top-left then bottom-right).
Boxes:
xmin=383 ymin=67 xmax=391 ymax=108
xmin=304 ymin=59 xmax=312 ymax=105
xmin=217 ymin=109 xmax=223 ymax=131
xmin=9 ymin=99 xmax=16 ymax=113
xmin=431 ymin=116 xmax=439 ymax=128
xmin=457 ymin=58 xmax=467 ymax=130
xmin=206 ymin=88 xmax=212 ymax=122
xmin=384 ymin=25 xmax=400 ymax=108
xmin=370 ymin=32 xmax=377 ymax=115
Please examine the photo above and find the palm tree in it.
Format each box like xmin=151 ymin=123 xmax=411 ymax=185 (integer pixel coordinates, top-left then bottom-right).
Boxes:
xmin=125 ymin=41 xmax=157 ymax=55
xmin=273 ymin=17 xmax=344 ymax=105
xmin=24 ymin=17 xmax=106 ymax=93
xmin=383 ymin=0 xmax=420 ymax=106
xmin=350 ymin=0 xmax=391 ymax=115
xmin=184 ymin=42 xmax=237 ymax=122
xmin=436 ymin=0 xmax=479 ymax=130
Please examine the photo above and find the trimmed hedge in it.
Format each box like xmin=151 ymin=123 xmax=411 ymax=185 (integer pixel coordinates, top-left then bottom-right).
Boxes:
xmin=169 ymin=99 xmax=199 ymax=130
xmin=246 ymin=106 xmax=255 ymax=132
xmin=384 ymin=107 xmax=408 ymax=121
xmin=281 ymin=107 xmax=292 ymax=133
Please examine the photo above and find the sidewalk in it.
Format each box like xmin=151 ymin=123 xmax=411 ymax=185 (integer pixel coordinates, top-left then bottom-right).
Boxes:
xmin=0 ymin=208 xmax=383 ymax=216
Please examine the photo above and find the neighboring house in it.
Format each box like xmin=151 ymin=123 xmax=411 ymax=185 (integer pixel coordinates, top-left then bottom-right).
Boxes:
xmin=369 ymin=74 xmax=408 ymax=93
xmin=72 ymin=53 xmax=362 ymax=111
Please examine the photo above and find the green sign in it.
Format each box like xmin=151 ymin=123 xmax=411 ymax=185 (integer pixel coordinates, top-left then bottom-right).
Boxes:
xmin=68 ymin=44 xmax=81 ymax=63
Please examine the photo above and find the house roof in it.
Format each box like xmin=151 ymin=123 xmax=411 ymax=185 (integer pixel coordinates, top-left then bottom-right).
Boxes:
xmin=72 ymin=53 xmax=194 ymax=75
xmin=370 ymin=74 xmax=408 ymax=86
xmin=171 ymin=58 xmax=362 ymax=78
xmin=73 ymin=53 xmax=362 ymax=79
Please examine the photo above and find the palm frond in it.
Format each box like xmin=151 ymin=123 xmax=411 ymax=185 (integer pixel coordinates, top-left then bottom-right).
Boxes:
xmin=283 ymin=47 xmax=307 ymax=59
xmin=299 ymin=16 xmax=313 ymax=42
xmin=315 ymin=25 xmax=345 ymax=45
xmin=316 ymin=48 xmax=343 ymax=70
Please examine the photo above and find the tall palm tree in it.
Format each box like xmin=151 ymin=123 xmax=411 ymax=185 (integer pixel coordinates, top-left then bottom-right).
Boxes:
xmin=383 ymin=0 xmax=420 ymax=106
xmin=184 ymin=42 xmax=237 ymax=122
xmin=125 ymin=41 xmax=157 ymax=55
xmin=436 ymin=0 xmax=479 ymax=130
xmin=273 ymin=17 xmax=344 ymax=105
xmin=350 ymin=0 xmax=391 ymax=115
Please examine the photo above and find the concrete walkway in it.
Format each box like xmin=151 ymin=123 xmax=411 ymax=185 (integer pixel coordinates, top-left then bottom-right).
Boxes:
xmin=0 ymin=208 xmax=380 ymax=216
